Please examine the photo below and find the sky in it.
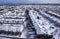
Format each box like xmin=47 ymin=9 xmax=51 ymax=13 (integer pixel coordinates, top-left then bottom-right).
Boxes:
xmin=0 ymin=0 xmax=60 ymax=4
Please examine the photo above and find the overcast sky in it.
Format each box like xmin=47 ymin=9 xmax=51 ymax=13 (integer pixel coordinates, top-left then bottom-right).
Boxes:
xmin=0 ymin=0 xmax=60 ymax=4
